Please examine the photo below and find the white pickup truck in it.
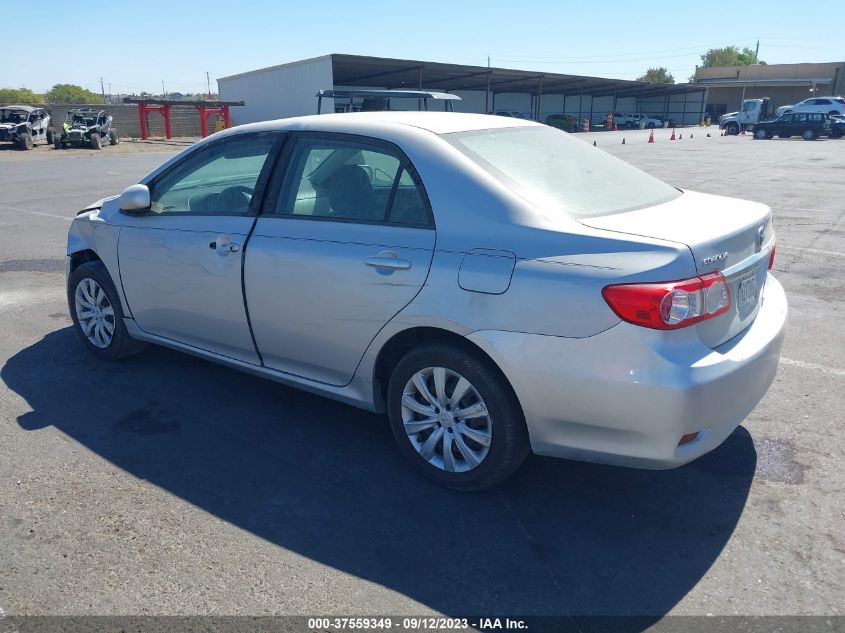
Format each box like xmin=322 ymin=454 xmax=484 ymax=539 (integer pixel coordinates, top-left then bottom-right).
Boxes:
xmin=719 ymin=98 xmax=773 ymax=135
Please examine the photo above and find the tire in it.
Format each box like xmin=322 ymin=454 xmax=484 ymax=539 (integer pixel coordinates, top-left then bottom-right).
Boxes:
xmin=46 ymin=127 xmax=55 ymax=145
xmin=17 ymin=132 xmax=33 ymax=150
xmin=387 ymin=343 xmax=529 ymax=491
xmin=109 ymin=129 xmax=119 ymax=145
xmin=54 ymin=136 xmax=63 ymax=149
xmin=754 ymin=128 xmax=768 ymax=139
xmin=67 ymin=261 xmax=146 ymax=360
xmin=727 ymin=123 xmax=739 ymax=136
xmin=802 ymin=129 xmax=817 ymax=141
xmin=830 ymin=129 xmax=843 ymax=139
xmin=90 ymin=132 xmax=102 ymax=149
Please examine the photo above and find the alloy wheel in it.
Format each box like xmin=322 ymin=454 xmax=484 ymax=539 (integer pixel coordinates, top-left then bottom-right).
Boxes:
xmin=401 ymin=366 xmax=492 ymax=473
xmin=74 ymin=278 xmax=115 ymax=348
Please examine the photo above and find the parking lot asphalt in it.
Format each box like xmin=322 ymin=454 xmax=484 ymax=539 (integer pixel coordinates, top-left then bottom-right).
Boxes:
xmin=0 ymin=131 xmax=842 ymax=621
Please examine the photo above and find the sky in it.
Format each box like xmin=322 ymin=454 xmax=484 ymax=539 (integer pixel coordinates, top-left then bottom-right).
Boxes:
xmin=5 ymin=0 xmax=842 ymax=95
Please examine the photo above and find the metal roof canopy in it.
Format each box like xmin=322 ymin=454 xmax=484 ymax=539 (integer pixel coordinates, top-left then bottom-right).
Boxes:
xmin=329 ymin=53 xmax=700 ymax=99
xmin=317 ymin=89 xmax=461 ymax=101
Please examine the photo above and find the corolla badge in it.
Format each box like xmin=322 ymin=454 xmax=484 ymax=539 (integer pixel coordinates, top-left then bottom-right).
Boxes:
xmin=755 ymin=226 xmax=765 ymax=252
xmin=702 ymin=251 xmax=729 ymax=266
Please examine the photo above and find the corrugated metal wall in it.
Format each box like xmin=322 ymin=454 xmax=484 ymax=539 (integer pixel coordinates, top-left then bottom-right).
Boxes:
xmin=219 ymin=56 xmax=335 ymax=125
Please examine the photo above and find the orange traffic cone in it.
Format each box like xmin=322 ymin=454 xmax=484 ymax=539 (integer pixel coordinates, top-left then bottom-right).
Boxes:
xmin=670 ymin=128 xmax=676 ymax=140
xmin=648 ymin=130 xmax=654 ymax=143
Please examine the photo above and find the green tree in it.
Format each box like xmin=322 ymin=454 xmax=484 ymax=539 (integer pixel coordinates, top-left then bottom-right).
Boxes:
xmin=0 ymin=87 xmax=43 ymax=104
xmin=45 ymin=84 xmax=105 ymax=104
xmin=700 ymin=46 xmax=765 ymax=68
xmin=637 ymin=67 xmax=675 ymax=84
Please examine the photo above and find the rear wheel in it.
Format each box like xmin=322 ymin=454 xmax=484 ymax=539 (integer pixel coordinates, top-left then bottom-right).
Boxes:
xmin=802 ymin=129 xmax=817 ymax=141
xmin=90 ymin=132 xmax=102 ymax=149
xmin=67 ymin=261 xmax=145 ymax=360
xmin=109 ymin=129 xmax=119 ymax=145
xmin=54 ymin=135 xmax=63 ymax=149
xmin=754 ymin=128 xmax=768 ymax=139
xmin=17 ymin=132 xmax=33 ymax=150
xmin=387 ymin=344 xmax=529 ymax=491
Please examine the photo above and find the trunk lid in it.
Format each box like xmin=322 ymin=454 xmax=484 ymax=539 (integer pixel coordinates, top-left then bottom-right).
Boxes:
xmin=581 ymin=190 xmax=773 ymax=348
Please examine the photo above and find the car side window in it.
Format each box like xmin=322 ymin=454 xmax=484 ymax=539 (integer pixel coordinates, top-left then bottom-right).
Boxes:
xmin=794 ymin=113 xmax=807 ymax=123
xmin=781 ymin=114 xmax=792 ymax=123
xmin=150 ymin=135 xmax=276 ymax=215
xmin=274 ymin=135 xmax=430 ymax=226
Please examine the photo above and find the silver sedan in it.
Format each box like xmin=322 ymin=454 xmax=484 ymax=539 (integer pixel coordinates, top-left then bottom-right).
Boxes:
xmin=66 ymin=112 xmax=787 ymax=490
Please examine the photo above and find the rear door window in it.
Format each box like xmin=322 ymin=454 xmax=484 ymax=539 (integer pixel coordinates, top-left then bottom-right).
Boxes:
xmin=273 ymin=135 xmax=431 ymax=227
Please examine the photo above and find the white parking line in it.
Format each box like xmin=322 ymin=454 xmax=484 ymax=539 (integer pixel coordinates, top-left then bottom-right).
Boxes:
xmin=0 ymin=202 xmax=71 ymax=222
xmin=781 ymin=357 xmax=845 ymax=378
xmin=778 ymin=245 xmax=844 ymax=257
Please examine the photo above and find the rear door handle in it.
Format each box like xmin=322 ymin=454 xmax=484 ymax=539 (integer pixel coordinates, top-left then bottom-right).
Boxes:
xmin=365 ymin=254 xmax=412 ymax=271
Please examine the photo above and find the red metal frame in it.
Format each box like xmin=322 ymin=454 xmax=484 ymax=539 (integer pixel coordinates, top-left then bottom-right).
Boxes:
xmin=195 ymin=105 xmax=231 ymax=138
xmin=138 ymin=103 xmax=172 ymax=140
xmin=126 ymin=99 xmax=242 ymax=140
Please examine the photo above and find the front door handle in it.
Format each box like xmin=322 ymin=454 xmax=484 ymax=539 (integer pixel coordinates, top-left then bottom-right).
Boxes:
xmin=365 ymin=253 xmax=412 ymax=271
xmin=209 ymin=237 xmax=241 ymax=254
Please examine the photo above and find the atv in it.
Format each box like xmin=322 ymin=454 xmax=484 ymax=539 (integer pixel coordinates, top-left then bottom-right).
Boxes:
xmin=0 ymin=105 xmax=54 ymax=150
xmin=55 ymin=108 xmax=119 ymax=149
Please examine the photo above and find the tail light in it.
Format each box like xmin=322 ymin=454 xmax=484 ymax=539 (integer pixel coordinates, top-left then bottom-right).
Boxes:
xmin=768 ymin=244 xmax=776 ymax=270
xmin=602 ymin=272 xmax=731 ymax=330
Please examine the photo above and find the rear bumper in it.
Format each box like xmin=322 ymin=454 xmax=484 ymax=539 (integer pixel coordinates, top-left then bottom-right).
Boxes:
xmin=467 ymin=273 xmax=788 ymax=469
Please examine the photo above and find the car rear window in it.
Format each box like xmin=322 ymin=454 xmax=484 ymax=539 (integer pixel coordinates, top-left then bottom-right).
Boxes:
xmin=443 ymin=126 xmax=680 ymax=218
xmin=836 ymin=98 xmax=845 ymax=104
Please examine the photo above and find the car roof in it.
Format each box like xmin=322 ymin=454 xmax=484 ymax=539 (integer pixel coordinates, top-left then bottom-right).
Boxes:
xmin=0 ymin=105 xmax=36 ymax=112
xmin=241 ymin=111 xmax=540 ymax=136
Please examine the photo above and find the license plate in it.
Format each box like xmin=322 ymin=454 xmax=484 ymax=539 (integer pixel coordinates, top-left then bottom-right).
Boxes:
xmin=737 ymin=274 xmax=758 ymax=308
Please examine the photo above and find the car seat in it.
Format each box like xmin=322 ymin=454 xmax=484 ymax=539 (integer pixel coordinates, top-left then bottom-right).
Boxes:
xmin=326 ymin=165 xmax=376 ymax=220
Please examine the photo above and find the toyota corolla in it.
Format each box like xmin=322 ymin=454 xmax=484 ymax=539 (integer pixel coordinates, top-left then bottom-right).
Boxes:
xmin=66 ymin=112 xmax=787 ymax=490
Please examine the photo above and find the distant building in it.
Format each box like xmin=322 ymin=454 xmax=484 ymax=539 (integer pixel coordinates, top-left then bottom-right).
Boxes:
xmin=218 ymin=53 xmax=708 ymax=126
xmin=694 ymin=62 xmax=844 ymax=117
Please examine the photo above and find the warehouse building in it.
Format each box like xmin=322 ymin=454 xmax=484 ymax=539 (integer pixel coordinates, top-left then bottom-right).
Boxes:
xmin=218 ymin=53 xmax=707 ymax=127
xmin=694 ymin=62 xmax=844 ymax=118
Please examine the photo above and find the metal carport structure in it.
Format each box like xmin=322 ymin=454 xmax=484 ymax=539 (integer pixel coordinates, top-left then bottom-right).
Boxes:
xmin=218 ymin=54 xmax=707 ymax=126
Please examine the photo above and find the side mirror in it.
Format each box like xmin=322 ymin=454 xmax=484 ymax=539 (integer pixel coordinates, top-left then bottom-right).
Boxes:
xmin=118 ymin=184 xmax=151 ymax=213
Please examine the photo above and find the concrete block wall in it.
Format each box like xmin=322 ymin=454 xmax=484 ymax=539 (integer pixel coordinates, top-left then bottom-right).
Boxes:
xmin=42 ymin=104 xmax=213 ymax=138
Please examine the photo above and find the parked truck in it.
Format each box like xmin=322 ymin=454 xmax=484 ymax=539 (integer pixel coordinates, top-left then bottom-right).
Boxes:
xmin=719 ymin=98 xmax=772 ymax=135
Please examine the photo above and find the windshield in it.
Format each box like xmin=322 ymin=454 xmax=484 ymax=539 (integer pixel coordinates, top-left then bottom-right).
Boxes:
xmin=444 ymin=126 xmax=681 ymax=218
xmin=0 ymin=109 xmax=28 ymax=123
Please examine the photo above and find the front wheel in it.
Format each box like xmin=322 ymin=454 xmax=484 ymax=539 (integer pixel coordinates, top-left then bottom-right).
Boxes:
xmin=68 ymin=261 xmax=145 ymax=360
xmin=727 ymin=123 xmax=739 ymax=135
xmin=90 ymin=132 xmax=102 ymax=149
xmin=387 ymin=344 xmax=529 ymax=491
xmin=109 ymin=129 xmax=119 ymax=145
xmin=802 ymin=129 xmax=817 ymax=141
xmin=754 ymin=128 xmax=768 ymax=139
xmin=17 ymin=132 xmax=33 ymax=150
xmin=46 ymin=127 xmax=55 ymax=145
xmin=830 ymin=129 xmax=842 ymax=139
